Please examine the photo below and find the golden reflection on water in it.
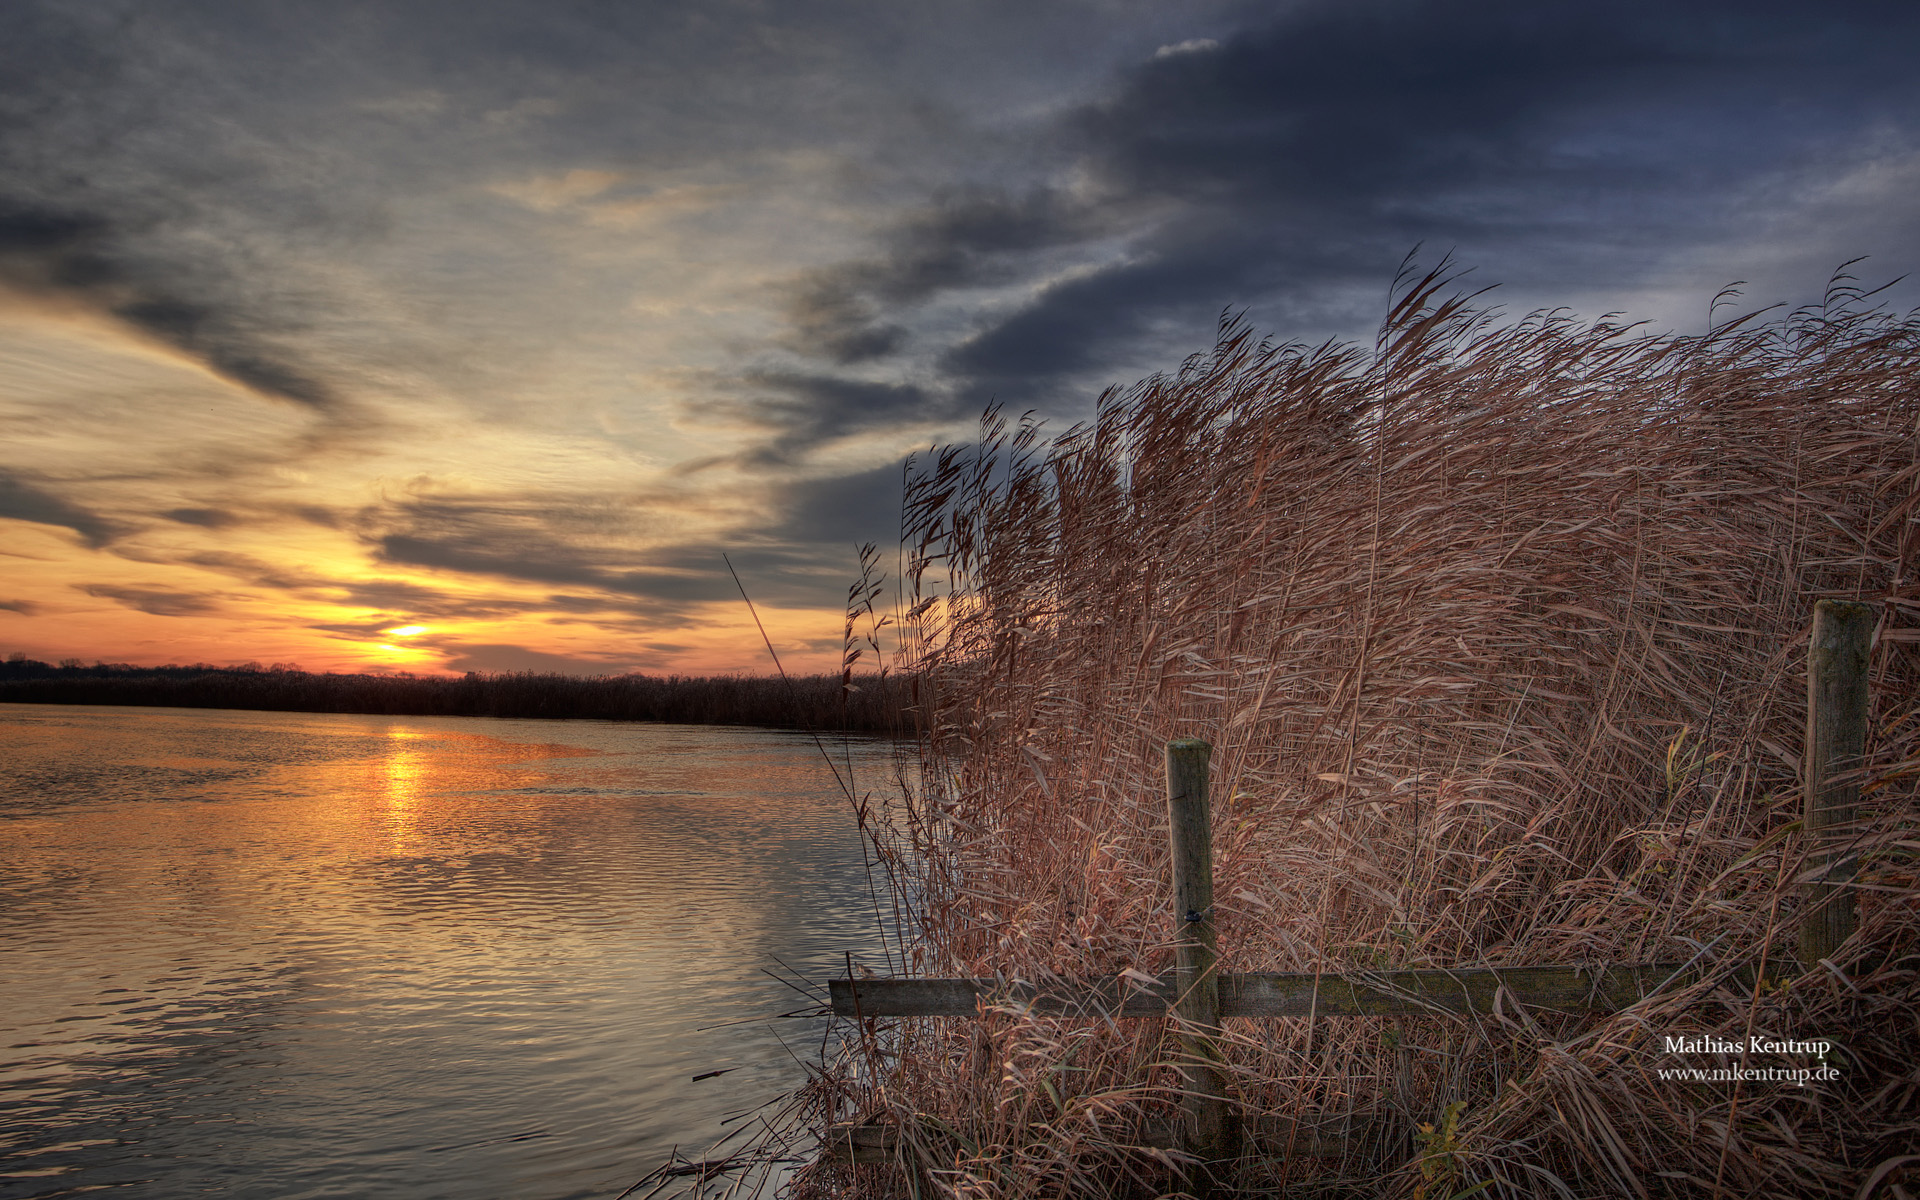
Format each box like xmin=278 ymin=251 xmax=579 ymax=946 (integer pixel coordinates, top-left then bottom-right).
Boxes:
xmin=377 ymin=726 xmax=427 ymax=856
xmin=0 ymin=704 xmax=899 ymax=1200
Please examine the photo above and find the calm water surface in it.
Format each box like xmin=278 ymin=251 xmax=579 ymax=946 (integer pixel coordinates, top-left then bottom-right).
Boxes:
xmin=0 ymin=704 xmax=899 ymax=1199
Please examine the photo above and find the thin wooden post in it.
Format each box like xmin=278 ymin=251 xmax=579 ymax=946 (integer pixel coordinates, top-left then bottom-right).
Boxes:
xmin=1801 ymin=600 xmax=1873 ymax=967
xmin=1166 ymin=738 xmax=1236 ymax=1172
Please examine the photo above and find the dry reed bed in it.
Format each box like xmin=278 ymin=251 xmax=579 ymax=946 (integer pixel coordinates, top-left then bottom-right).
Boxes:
xmin=795 ymin=269 xmax=1920 ymax=1200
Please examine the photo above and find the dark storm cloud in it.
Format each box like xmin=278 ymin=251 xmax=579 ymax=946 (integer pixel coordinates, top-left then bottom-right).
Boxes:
xmin=1 ymin=0 xmax=1222 ymax=478
xmin=376 ymin=533 xmax=728 ymax=604
xmin=360 ymin=494 xmax=730 ymax=608
xmin=0 ymin=0 xmax=1194 ymax=435
xmin=0 ymin=599 xmax=40 ymax=615
xmin=724 ymin=372 xmax=955 ymax=466
xmin=167 ymin=548 xmax=588 ymax=621
xmin=783 ymin=283 xmax=909 ymax=366
xmin=0 ymin=467 xmax=122 ymax=547
xmin=326 ymin=579 xmax=571 ymax=620
xmin=293 ymin=506 xmax=343 ymax=529
xmin=542 ymin=593 xmax=629 ymax=614
xmin=331 ymin=578 xmax=461 ymax=612
xmin=173 ymin=551 xmax=328 ymax=591
xmin=354 ymin=467 xmax=916 ymax=621
xmin=941 ymin=236 xmax=1313 ymax=389
xmin=78 ymin=583 xmax=218 ymax=617
xmin=748 ymin=372 xmax=936 ymax=437
xmin=164 ymin=507 xmax=242 ymax=529
xmin=615 ymin=535 xmax=882 ymax=614
xmin=772 ymin=462 xmax=906 ymax=547
xmin=113 ymin=295 xmax=337 ymax=408
xmin=647 ymin=542 xmax=822 ymax=577
xmin=9 ymin=0 xmax=1919 ymax=645
xmin=0 ymin=199 xmax=340 ymax=409
xmin=784 ymin=187 xmax=1127 ymax=364
xmin=0 ymin=3 xmax=388 ymax=413
xmin=789 ymin=0 xmax=1920 ymax=410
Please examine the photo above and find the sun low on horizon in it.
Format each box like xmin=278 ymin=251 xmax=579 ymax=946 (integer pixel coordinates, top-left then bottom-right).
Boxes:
xmin=0 ymin=305 xmax=887 ymax=676
xmin=5 ymin=1 xmax=1920 ymax=677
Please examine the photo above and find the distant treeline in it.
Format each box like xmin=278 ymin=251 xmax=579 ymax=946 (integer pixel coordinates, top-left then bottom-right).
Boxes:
xmin=0 ymin=656 xmax=909 ymax=733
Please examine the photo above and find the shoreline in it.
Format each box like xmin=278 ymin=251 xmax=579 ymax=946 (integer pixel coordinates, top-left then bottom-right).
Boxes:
xmin=0 ymin=659 xmax=910 ymax=734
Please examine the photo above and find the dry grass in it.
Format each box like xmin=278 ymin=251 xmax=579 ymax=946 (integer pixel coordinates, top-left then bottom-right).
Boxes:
xmin=790 ymin=265 xmax=1920 ymax=1199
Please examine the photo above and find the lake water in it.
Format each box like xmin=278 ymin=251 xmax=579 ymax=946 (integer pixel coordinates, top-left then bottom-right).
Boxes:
xmin=0 ymin=704 xmax=901 ymax=1199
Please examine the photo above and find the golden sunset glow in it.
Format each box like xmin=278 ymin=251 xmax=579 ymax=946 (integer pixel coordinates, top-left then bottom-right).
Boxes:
xmin=0 ymin=310 xmax=876 ymax=674
xmin=4 ymin=4 xmax=1917 ymax=678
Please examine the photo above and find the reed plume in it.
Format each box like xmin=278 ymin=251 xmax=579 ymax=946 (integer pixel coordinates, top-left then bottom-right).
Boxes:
xmin=795 ymin=263 xmax=1920 ymax=1199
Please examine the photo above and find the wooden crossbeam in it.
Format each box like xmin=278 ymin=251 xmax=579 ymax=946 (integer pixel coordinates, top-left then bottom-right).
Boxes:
xmin=830 ymin=962 xmax=1708 ymax=1019
xmin=824 ymin=1113 xmax=1373 ymax=1165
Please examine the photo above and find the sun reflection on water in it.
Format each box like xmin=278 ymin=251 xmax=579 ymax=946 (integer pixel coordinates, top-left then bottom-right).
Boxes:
xmin=379 ymin=727 xmax=427 ymax=855
xmin=0 ymin=705 xmax=900 ymax=1200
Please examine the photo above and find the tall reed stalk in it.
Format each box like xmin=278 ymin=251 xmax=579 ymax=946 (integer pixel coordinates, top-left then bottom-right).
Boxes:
xmin=795 ymin=265 xmax=1920 ymax=1199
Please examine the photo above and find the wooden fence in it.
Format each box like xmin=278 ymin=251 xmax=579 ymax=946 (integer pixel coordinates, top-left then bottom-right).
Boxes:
xmin=824 ymin=600 xmax=1874 ymax=1181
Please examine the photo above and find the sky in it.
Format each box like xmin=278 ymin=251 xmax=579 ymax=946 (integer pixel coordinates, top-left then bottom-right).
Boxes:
xmin=4 ymin=0 xmax=1919 ymax=676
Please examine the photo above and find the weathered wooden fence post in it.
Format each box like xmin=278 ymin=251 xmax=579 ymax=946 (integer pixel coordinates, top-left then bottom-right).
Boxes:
xmin=1166 ymin=737 xmax=1237 ymax=1173
xmin=827 ymin=741 xmax=1716 ymax=1172
xmin=1801 ymin=600 xmax=1873 ymax=967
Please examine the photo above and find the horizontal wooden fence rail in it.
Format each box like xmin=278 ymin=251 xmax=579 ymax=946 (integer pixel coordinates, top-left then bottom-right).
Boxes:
xmin=820 ymin=618 xmax=1862 ymax=1181
xmin=829 ymin=961 xmax=1719 ymax=1020
xmin=827 ymin=1112 xmax=1372 ymax=1165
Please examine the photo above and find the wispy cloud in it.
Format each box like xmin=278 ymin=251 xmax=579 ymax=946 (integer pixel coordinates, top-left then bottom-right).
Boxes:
xmin=3 ymin=0 xmax=1917 ymax=673
xmin=0 ymin=467 xmax=123 ymax=547
xmin=78 ymin=583 xmax=220 ymax=617
xmin=1153 ymin=38 xmax=1218 ymax=59
xmin=163 ymin=507 xmax=243 ymax=529
xmin=775 ymin=0 xmax=1920 ymax=416
xmin=0 ymin=200 xmax=340 ymax=409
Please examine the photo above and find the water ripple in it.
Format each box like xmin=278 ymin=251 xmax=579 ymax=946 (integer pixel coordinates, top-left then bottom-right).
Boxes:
xmin=0 ymin=705 xmax=898 ymax=1199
